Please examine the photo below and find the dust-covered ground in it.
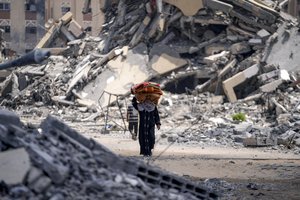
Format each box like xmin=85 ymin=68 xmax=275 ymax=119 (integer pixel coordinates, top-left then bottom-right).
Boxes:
xmin=91 ymin=132 xmax=300 ymax=200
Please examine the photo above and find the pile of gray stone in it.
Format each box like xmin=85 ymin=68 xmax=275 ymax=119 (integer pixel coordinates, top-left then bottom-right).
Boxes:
xmin=159 ymin=88 xmax=300 ymax=153
xmin=0 ymin=110 xmax=218 ymax=200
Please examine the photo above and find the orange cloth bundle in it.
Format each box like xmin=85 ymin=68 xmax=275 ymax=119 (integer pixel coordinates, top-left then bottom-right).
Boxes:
xmin=131 ymin=82 xmax=163 ymax=105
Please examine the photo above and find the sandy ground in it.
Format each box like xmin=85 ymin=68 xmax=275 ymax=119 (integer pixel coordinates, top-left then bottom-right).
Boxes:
xmin=91 ymin=133 xmax=300 ymax=200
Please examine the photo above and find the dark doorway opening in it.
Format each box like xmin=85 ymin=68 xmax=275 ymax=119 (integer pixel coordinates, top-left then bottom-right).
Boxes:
xmin=164 ymin=73 xmax=210 ymax=94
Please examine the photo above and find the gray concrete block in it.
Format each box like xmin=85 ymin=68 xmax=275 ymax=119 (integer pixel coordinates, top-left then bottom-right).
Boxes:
xmin=257 ymin=29 xmax=270 ymax=39
xmin=0 ymin=110 xmax=22 ymax=127
xmin=27 ymin=144 xmax=69 ymax=184
xmin=233 ymin=122 xmax=252 ymax=135
xmin=26 ymin=167 xmax=44 ymax=185
xmin=243 ymin=137 xmax=257 ymax=146
xmin=243 ymin=136 xmax=277 ymax=147
xmin=295 ymin=138 xmax=300 ymax=147
xmin=260 ymin=79 xmax=283 ymax=92
xmin=0 ymin=125 xmax=26 ymax=147
xmin=248 ymin=38 xmax=263 ymax=45
xmin=29 ymin=175 xmax=52 ymax=193
xmin=0 ymin=148 xmax=31 ymax=185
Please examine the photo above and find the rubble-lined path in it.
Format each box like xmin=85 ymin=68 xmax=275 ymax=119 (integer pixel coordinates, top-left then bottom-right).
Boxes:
xmin=94 ymin=133 xmax=300 ymax=200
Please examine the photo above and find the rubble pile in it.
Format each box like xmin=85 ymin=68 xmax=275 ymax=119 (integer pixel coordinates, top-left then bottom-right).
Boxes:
xmin=159 ymin=88 xmax=300 ymax=153
xmin=0 ymin=1 xmax=299 ymax=152
xmin=0 ymin=110 xmax=218 ymax=200
xmin=0 ymin=0 xmax=299 ymax=109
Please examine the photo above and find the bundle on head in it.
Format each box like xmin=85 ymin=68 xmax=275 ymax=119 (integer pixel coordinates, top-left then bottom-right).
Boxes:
xmin=131 ymin=82 xmax=163 ymax=105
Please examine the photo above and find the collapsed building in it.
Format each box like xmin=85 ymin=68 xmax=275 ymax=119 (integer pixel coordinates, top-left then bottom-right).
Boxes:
xmin=0 ymin=0 xmax=299 ymax=106
xmin=0 ymin=0 xmax=297 ymax=139
xmin=0 ymin=1 xmax=300 ymax=199
xmin=0 ymin=0 xmax=298 ymax=146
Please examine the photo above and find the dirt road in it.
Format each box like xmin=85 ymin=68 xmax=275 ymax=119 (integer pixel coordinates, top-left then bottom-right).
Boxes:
xmin=91 ymin=133 xmax=300 ymax=200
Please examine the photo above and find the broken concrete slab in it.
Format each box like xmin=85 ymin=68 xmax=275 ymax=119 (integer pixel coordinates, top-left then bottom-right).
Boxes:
xmin=0 ymin=148 xmax=31 ymax=185
xmin=218 ymin=58 xmax=237 ymax=78
xmin=0 ymin=110 xmax=22 ymax=126
xmin=163 ymin=0 xmax=204 ymax=16
xmin=277 ymin=130 xmax=297 ymax=145
xmin=257 ymin=29 xmax=271 ymax=40
xmin=258 ymin=70 xmax=279 ymax=82
xmin=229 ymin=0 xmax=277 ymax=23
xmin=60 ymin=11 xmax=73 ymax=25
xmin=223 ymin=64 xmax=260 ymax=102
xmin=52 ymin=96 xmax=75 ymax=106
xmin=35 ymin=12 xmax=83 ymax=49
xmin=27 ymin=143 xmax=69 ymax=185
xmin=129 ymin=16 xmax=151 ymax=48
xmin=207 ymin=95 xmax=224 ymax=104
xmin=76 ymin=98 xmax=96 ymax=108
xmin=80 ymin=43 xmax=149 ymax=108
xmin=259 ymin=79 xmax=283 ymax=92
xmin=233 ymin=122 xmax=253 ymax=135
xmin=67 ymin=61 xmax=91 ymax=93
xmin=205 ymin=0 xmax=233 ymax=13
xmin=243 ymin=136 xmax=277 ymax=147
xmin=29 ymin=176 xmax=52 ymax=193
xmin=248 ymin=38 xmax=263 ymax=45
xmin=266 ymin=23 xmax=300 ymax=72
xmin=203 ymin=51 xmax=230 ymax=64
xmin=150 ymin=43 xmax=188 ymax=75
xmin=35 ymin=24 xmax=61 ymax=48
xmin=68 ymin=20 xmax=84 ymax=38
xmin=26 ymin=167 xmax=44 ymax=186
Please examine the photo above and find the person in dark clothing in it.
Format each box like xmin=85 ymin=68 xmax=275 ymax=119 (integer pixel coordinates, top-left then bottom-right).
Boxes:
xmin=127 ymin=103 xmax=139 ymax=140
xmin=132 ymin=97 xmax=161 ymax=156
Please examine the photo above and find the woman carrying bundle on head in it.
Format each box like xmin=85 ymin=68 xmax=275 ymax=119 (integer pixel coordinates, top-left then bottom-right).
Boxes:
xmin=131 ymin=82 xmax=163 ymax=157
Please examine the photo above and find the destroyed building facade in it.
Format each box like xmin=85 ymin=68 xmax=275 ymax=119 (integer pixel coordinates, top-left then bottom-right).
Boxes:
xmin=0 ymin=1 xmax=299 ymax=199
xmin=0 ymin=0 xmax=105 ymax=54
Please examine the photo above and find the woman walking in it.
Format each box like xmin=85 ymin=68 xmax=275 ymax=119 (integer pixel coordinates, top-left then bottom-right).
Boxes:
xmin=132 ymin=97 xmax=161 ymax=157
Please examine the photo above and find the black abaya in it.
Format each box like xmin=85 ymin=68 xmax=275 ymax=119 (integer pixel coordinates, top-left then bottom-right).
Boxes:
xmin=132 ymin=97 xmax=161 ymax=156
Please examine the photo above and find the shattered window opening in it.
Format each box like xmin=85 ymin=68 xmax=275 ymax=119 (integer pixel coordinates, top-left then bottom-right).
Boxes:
xmin=0 ymin=25 xmax=10 ymax=33
xmin=61 ymin=6 xmax=71 ymax=15
xmin=25 ymin=3 xmax=36 ymax=12
xmin=85 ymin=26 xmax=92 ymax=32
xmin=25 ymin=26 xmax=37 ymax=34
xmin=0 ymin=3 xmax=10 ymax=11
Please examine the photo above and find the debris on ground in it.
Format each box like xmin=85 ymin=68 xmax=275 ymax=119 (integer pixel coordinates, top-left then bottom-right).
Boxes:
xmin=0 ymin=110 xmax=218 ymax=200
xmin=0 ymin=1 xmax=300 ymax=199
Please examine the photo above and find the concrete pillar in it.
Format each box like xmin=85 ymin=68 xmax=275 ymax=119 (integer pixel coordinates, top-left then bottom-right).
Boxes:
xmin=288 ymin=0 xmax=297 ymax=18
xmin=73 ymin=0 xmax=84 ymax=26
xmin=52 ymin=0 xmax=63 ymax=20
xmin=91 ymin=0 xmax=105 ymax=36
xmin=36 ymin=0 xmax=45 ymax=42
xmin=10 ymin=0 xmax=26 ymax=54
